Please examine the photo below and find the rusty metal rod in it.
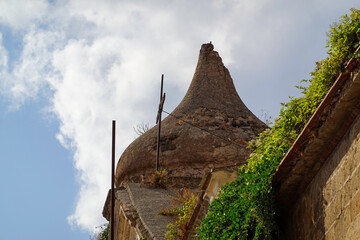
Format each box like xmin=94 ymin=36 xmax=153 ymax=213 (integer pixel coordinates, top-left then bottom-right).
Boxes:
xmin=111 ymin=120 xmax=115 ymax=240
xmin=156 ymin=74 xmax=164 ymax=172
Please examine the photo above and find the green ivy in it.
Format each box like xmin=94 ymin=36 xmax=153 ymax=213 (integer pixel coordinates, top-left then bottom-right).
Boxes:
xmin=197 ymin=8 xmax=360 ymax=240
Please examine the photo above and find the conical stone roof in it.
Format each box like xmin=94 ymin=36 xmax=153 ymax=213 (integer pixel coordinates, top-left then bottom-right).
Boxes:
xmin=115 ymin=43 xmax=267 ymax=187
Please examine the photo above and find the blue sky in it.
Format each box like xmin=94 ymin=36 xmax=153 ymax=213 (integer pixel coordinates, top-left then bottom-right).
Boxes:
xmin=0 ymin=1 xmax=359 ymax=239
xmin=0 ymin=98 xmax=88 ymax=239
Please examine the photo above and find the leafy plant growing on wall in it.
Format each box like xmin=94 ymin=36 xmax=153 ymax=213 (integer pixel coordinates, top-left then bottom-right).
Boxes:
xmin=161 ymin=188 xmax=198 ymax=240
xmin=197 ymin=8 xmax=360 ymax=240
xmin=148 ymin=168 xmax=169 ymax=188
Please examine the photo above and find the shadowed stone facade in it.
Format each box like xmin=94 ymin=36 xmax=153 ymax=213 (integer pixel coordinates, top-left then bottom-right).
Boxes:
xmin=115 ymin=43 xmax=267 ymax=187
xmin=274 ymin=57 xmax=360 ymax=239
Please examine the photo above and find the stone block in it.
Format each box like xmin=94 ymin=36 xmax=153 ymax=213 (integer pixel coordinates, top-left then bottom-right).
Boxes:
xmin=323 ymin=176 xmax=335 ymax=205
xmin=348 ymin=173 xmax=357 ymax=195
xmin=342 ymin=204 xmax=352 ymax=231
xmin=350 ymin=189 xmax=360 ymax=221
xmin=334 ymin=220 xmax=341 ymax=239
xmin=207 ymin=71 xmax=220 ymax=78
xmin=324 ymin=201 xmax=336 ymax=230
xmin=334 ymin=170 xmax=345 ymax=195
xmin=342 ymin=155 xmax=353 ymax=180
xmin=353 ymin=146 xmax=360 ymax=169
xmin=342 ymin=179 xmax=352 ymax=208
xmin=352 ymin=165 xmax=360 ymax=192
xmin=325 ymin=224 xmax=336 ymax=240
xmin=345 ymin=213 xmax=360 ymax=239
xmin=334 ymin=191 xmax=342 ymax=217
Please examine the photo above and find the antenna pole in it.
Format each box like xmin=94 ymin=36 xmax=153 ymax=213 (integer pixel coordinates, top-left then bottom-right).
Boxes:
xmin=111 ymin=120 xmax=115 ymax=240
xmin=156 ymin=74 xmax=165 ymax=172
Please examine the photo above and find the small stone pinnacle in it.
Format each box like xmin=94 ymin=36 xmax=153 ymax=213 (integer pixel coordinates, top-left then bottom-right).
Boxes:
xmin=201 ymin=42 xmax=214 ymax=52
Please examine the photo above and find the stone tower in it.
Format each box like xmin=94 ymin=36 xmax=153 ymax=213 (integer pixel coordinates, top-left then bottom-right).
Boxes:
xmin=115 ymin=43 xmax=267 ymax=187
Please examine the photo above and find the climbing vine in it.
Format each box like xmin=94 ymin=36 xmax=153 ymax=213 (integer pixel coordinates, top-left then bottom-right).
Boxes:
xmin=197 ymin=8 xmax=360 ymax=240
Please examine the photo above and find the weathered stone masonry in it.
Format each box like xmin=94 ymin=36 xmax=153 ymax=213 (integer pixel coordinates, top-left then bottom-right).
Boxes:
xmin=104 ymin=43 xmax=266 ymax=240
xmin=115 ymin=42 xmax=266 ymax=188
xmin=288 ymin=114 xmax=360 ymax=239
xmin=274 ymin=58 xmax=360 ymax=240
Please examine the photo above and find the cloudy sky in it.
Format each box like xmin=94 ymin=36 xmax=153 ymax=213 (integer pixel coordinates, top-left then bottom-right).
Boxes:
xmin=0 ymin=0 xmax=359 ymax=239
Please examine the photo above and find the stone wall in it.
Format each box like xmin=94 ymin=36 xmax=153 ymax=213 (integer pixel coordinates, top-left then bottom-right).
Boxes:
xmin=112 ymin=205 xmax=138 ymax=240
xmin=283 ymin=114 xmax=360 ymax=239
xmin=103 ymin=184 xmax=178 ymax=240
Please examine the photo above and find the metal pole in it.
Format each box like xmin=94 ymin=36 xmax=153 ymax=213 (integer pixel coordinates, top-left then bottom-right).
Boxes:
xmin=111 ymin=120 xmax=115 ymax=240
xmin=156 ymin=74 xmax=164 ymax=172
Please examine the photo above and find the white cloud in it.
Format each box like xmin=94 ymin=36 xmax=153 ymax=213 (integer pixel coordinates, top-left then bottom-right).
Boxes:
xmin=50 ymin=37 xmax=157 ymax=230
xmin=48 ymin=1 xmax=264 ymax=230
xmin=0 ymin=0 xmax=49 ymax=29
xmin=1 ymin=28 xmax=64 ymax=110
xmin=0 ymin=33 xmax=8 ymax=72
xmin=1 ymin=0 xmax=359 ymax=233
